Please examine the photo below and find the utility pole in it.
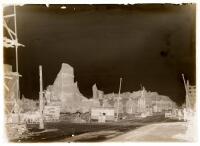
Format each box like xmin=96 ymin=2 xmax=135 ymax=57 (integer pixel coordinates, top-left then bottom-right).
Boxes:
xmin=131 ymin=99 xmax=134 ymax=114
xmin=116 ymin=77 xmax=122 ymax=121
xmin=39 ymin=65 xmax=44 ymax=129
xmin=139 ymin=84 xmax=143 ymax=113
xmin=182 ymin=74 xmax=191 ymax=111
xmin=14 ymin=5 xmax=20 ymax=124
xmin=14 ymin=5 xmax=20 ymax=101
xmin=14 ymin=5 xmax=18 ymax=74
xmin=141 ymin=86 xmax=145 ymax=113
xmin=155 ymin=95 xmax=157 ymax=113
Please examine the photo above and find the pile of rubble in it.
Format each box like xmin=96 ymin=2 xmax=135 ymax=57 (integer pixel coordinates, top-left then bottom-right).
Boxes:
xmin=21 ymin=96 xmax=39 ymax=112
xmin=59 ymin=112 xmax=90 ymax=123
xmin=6 ymin=123 xmax=28 ymax=141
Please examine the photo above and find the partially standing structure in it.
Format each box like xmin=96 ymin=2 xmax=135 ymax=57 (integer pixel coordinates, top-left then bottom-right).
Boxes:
xmin=3 ymin=5 xmax=25 ymax=113
xmin=3 ymin=5 xmax=24 ymax=127
xmin=45 ymin=63 xmax=88 ymax=113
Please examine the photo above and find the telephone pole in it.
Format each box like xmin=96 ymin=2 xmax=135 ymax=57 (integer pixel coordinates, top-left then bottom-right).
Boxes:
xmin=116 ymin=77 xmax=122 ymax=121
xmin=182 ymin=74 xmax=191 ymax=111
xmin=39 ymin=65 xmax=44 ymax=129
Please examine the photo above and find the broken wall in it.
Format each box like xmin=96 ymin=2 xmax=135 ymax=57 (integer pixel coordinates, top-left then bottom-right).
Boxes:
xmin=47 ymin=63 xmax=89 ymax=113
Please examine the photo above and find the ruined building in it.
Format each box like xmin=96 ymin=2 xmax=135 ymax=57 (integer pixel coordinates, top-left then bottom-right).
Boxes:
xmin=99 ymin=88 xmax=177 ymax=115
xmin=44 ymin=63 xmax=177 ymax=116
xmin=45 ymin=63 xmax=88 ymax=113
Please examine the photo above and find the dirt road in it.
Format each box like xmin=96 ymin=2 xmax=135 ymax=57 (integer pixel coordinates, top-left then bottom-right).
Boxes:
xmin=107 ymin=122 xmax=188 ymax=142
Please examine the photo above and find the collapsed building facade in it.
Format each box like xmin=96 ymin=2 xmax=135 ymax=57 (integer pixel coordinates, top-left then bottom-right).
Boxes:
xmin=44 ymin=63 xmax=100 ymax=114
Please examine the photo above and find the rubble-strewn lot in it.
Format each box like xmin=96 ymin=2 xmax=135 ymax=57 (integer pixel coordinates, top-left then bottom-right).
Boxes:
xmin=9 ymin=115 xmax=181 ymax=142
xmin=10 ymin=122 xmax=140 ymax=142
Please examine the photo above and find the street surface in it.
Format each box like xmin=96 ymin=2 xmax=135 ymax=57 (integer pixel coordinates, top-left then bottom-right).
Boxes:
xmin=10 ymin=115 xmax=183 ymax=142
xmin=107 ymin=122 xmax=188 ymax=142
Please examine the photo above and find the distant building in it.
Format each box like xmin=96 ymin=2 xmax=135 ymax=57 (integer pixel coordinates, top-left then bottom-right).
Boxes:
xmin=91 ymin=107 xmax=115 ymax=122
xmin=103 ymin=88 xmax=177 ymax=116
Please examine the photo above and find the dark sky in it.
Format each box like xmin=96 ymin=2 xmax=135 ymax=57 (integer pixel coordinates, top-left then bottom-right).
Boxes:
xmin=4 ymin=4 xmax=196 ymax=105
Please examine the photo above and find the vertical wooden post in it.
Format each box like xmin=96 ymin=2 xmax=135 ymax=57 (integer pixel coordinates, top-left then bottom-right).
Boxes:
xmin=14 ymin=5 xmax=20 ymax=123
xmin=131 ymin=100 xmax=134 ymax=114
xmin=141 ymin=87 xmax=145 ymax=113
xmin=39 ymin=65 xmax=44 ymax=129
xmin=116 ymin=77 xmax=122 ymax=121
xmin=182 ymin=74 xmax=191 ymax=111
xmin=186 ymin=80 xmax=191 ymax=110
